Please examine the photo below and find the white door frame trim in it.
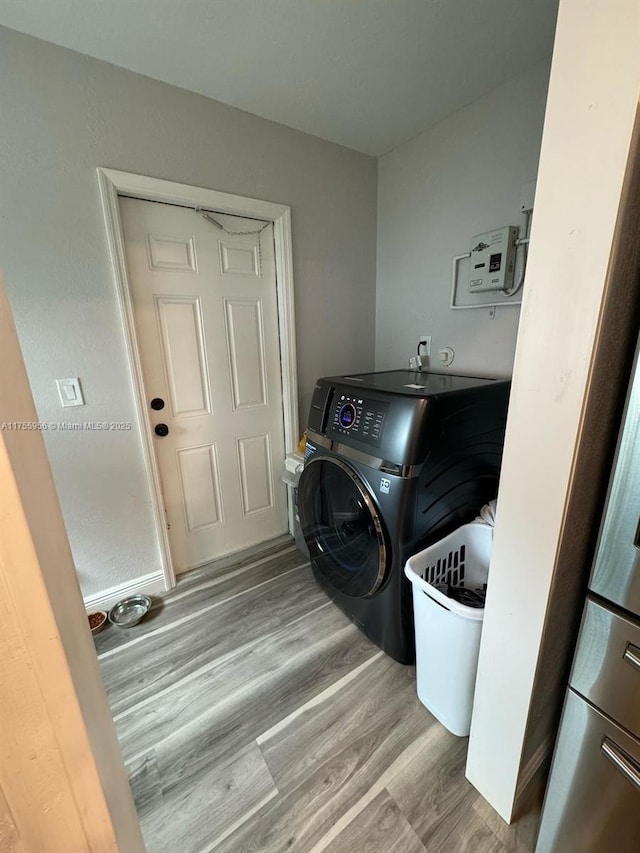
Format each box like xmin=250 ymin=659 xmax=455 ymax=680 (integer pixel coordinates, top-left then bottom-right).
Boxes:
xmin=96 ymin=168 xmax=299 ymax=590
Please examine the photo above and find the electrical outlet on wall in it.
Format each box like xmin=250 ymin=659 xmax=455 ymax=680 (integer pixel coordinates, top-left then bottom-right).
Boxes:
xmin=438 ymin=347 xmax=455 ymax=367
xmin=419 ymin=335 xmax=432 ymax=356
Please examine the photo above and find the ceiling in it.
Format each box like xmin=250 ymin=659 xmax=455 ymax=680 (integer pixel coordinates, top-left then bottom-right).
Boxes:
xmin=0 ymin=0 xmax=558 ymax=155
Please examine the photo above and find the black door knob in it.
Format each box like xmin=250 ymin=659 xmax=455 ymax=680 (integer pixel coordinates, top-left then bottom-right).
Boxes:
xmin=150 ymin=398 xmax=165 ymax=411
xmin=154 ymin=423 xmax=169 ymax=437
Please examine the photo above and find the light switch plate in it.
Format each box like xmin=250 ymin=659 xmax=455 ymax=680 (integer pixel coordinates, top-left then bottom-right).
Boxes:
xmin=56 ymin=378 xmax=84 ymax=407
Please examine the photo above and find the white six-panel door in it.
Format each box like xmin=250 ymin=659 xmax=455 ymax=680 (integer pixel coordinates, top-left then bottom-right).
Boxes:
xmin=119 ymin=197 xmax=288 ymax=573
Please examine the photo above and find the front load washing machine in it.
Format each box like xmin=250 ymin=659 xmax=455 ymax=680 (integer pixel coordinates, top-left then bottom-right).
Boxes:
xmin=298 ymin=370 xmax=511 ymax=664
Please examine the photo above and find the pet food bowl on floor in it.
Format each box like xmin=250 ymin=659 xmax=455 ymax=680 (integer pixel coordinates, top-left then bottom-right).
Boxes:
xmin=88 ymin=611 xmax=108 ymax=634
xmin=109 ymin=595 xmax=152 ymax=628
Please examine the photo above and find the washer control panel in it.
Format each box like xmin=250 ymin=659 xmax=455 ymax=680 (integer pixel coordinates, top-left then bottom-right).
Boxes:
xmin=330 ymin=394 xmax=389 ymax=446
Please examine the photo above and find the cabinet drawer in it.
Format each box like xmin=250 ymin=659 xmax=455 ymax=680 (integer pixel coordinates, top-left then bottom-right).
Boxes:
xmin=571 ymin=597 xmax=640 ymax=739
xmin=537 ymin=691 xmax=640 ymax=853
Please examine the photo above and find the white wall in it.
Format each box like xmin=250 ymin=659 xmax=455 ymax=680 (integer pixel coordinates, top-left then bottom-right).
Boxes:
xmin=376 ymin=59 xmax=551 ymax=377
xmin=0 ymin=27 xmax=377 ymax=600
xmin=466 ymin=0 xmax=640 ymax=821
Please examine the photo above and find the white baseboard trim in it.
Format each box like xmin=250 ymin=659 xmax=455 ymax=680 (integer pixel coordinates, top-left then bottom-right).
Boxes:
xmin=83 ymin=571 xmax=167 ymax=612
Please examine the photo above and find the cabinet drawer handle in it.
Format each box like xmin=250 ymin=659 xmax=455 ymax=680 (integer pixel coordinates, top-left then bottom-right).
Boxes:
xmin=601 ymin=738 xmax=640 ymax=791
xmin=623 ymin=643 xmax=640 ymax=672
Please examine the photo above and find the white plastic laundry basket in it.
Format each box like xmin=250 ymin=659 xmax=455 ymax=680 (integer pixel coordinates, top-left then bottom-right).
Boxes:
xmin=404 ymin=522 xmax=493 ymax=736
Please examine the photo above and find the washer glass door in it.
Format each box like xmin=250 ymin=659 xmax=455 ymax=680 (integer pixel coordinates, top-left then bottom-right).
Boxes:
xmin=299 ymin=456 xmax=388 ymax=597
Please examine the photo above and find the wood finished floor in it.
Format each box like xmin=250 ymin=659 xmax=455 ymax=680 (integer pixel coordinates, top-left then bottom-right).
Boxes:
xmin=96 ymin=536 xmax=540 ymax=853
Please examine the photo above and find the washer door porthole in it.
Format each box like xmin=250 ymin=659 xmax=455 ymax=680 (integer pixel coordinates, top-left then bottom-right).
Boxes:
xmin=298 ymin=456 xmax=389 ymax=598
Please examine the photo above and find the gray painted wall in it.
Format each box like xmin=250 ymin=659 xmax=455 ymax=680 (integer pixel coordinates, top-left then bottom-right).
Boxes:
xmin=375 ymin=59 xmax=551 ymax=377
xmin=0 ymin=27 xmax=377 ymax=598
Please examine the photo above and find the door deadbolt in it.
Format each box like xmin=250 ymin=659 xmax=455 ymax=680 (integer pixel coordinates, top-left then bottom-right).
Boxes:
xmin=150 ymin=398 xmax=165 ymax=411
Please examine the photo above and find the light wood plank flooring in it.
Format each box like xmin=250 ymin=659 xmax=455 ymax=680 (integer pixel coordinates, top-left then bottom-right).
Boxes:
xmin=95 ymin=536 xmax=540 ymax=852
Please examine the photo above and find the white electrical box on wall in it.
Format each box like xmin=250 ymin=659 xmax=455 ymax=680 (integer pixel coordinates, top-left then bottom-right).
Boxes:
xmin=468 ymin=226 xmax=518 ymax=294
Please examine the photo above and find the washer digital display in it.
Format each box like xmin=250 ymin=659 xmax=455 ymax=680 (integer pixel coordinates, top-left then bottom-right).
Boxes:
xmin=338 ymin=403 xmax=357 ymax=428
xmin=331 ymin=394 xmax=388 ymax=446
